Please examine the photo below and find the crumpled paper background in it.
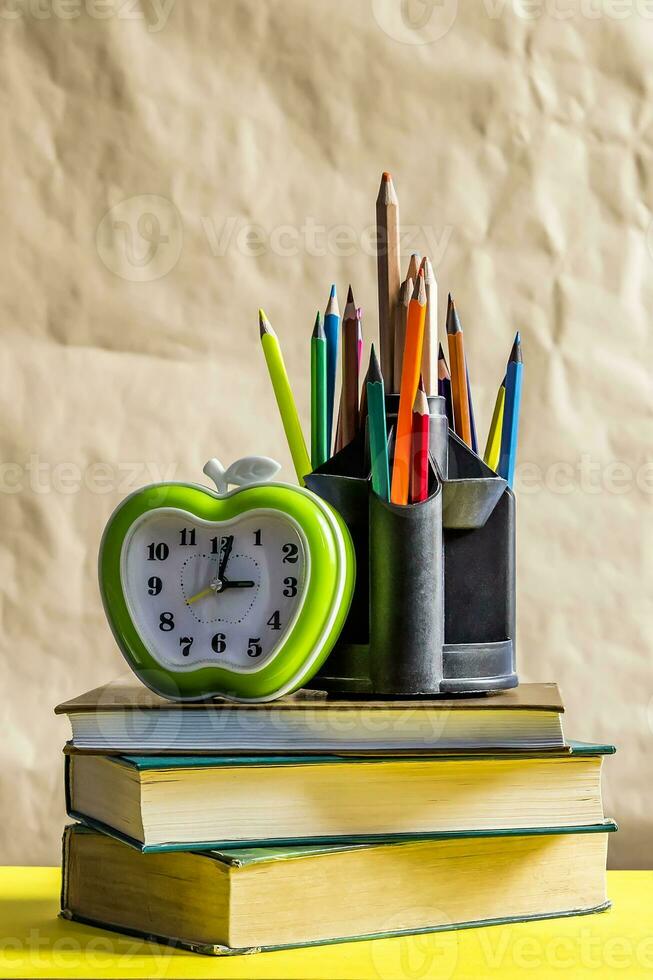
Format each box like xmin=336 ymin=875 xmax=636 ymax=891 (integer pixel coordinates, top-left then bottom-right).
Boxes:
xmin=0 ymin=0 xmax=650 ymax=869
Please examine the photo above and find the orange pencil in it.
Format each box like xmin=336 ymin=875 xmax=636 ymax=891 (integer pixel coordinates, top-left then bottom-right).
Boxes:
xmin=446 ymin=294 xmax=472 ymax=447
xmin=390 ymin=270 xmax=427 ymax=505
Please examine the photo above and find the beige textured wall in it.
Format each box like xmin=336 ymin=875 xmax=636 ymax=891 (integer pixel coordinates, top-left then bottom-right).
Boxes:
xmin=0 ymin=0 xmax=650 ymax=869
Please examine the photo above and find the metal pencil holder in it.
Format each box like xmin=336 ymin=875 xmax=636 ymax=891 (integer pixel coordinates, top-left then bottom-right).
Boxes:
xmin=305 ymin=401 xmax=517 ymax=697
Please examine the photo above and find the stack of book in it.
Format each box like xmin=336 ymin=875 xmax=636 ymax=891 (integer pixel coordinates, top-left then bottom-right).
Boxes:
xmin=56 ymin=680 xmax=616 ymax=956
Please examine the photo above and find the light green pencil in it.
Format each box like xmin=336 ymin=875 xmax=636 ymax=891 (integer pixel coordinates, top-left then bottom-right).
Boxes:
xmin=259 ymin=309 xmax=312 ymax=485
xmin=311 ymin=311 xmax=328 ymax=469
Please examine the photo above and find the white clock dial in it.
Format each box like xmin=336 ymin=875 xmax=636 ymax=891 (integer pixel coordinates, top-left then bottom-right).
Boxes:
xmin=121 ymin=509 xmax=307 ymax=672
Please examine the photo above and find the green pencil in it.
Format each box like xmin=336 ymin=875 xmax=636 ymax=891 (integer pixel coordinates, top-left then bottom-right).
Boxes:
xmin=259 ymin=309 xmax=312 ymax=485
xmin=311 ymin=311 xmax=328 ymax=469
xmin=366 ymin=344 xmax=390 ymax=501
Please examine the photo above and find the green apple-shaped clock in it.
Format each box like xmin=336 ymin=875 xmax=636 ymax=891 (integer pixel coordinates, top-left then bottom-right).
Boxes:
xmin=99 ymin=457 xmax=355 ymax=702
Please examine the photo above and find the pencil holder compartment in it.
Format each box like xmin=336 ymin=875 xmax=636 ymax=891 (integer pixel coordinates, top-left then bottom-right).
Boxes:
xmin=440 ymin=433 xmax=516 ymax=693
xmin=305 ymin=427 xmax=518 ymax=697
xmin=369 ymin=472 xmax=444 ymax=695
xmin=384 ymin=392 xmax=449 ymax=479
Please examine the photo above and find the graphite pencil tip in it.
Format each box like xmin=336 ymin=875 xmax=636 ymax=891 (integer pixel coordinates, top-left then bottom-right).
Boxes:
xmin=367 ymin=343 xmax=383 ymax=384
xmin=446 ymin=295 xmax=462 ymax=335
xmin=259 ymin=309 xmax=274 ymax=337
xmin=312 ymin=311 xmax=325 ymax=339
xmin=344 ymin=286 xmax=356 ymax=320
xmin=412 ymin=268 xmax=426 ymax=304
xmin=325 ymin=284 xmax=340 ymax=318
xmin=509 ymin=332 xmax=523 ymax=363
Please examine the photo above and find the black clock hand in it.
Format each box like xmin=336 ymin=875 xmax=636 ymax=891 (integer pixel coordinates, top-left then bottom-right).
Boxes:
xmin=217 ymin=535 xmax=234 ymax=581
xmin=220 ymin=580 xmax=255 ymax=590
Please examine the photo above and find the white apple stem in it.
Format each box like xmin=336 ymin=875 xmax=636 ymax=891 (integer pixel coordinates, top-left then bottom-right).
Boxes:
xmin=203 ymin=458 xmax=228 ymax=494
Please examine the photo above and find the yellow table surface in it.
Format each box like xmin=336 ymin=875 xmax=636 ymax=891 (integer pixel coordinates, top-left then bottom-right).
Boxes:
xmin=1 ymin=869 xmax=652 ymax=979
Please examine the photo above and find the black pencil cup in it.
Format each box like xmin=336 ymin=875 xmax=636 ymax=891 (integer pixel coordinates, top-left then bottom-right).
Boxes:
xmin=305 ymin=405 xmax=518 ymax=697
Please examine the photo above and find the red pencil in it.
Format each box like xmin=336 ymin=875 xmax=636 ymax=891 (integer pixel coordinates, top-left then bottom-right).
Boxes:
xmin=410 ymin=383 xmax=430 ymax=503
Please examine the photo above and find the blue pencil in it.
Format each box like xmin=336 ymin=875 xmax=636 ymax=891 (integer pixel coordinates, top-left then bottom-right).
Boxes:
xmin=498 ymin=333 xmax=523 ymax=488
xmin=324 ymin=284 xmax=340 ymax=455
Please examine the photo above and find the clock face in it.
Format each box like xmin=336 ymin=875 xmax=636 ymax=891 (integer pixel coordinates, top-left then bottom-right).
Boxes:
xmin=100 ymin=479 xmax=355 ymax=701
xmin=121 ymin=509 xmax=307 ymax=672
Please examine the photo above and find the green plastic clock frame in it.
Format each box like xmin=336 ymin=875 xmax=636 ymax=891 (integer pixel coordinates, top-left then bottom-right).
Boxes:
xmin=99 ymin=480 xmax=356 ymax=703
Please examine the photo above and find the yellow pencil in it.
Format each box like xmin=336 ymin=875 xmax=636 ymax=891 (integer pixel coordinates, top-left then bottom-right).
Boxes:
xmin=484 ymin=377 xmax=506 ymax=473
xmin=259 ymin=309 xmax=312 ymax=485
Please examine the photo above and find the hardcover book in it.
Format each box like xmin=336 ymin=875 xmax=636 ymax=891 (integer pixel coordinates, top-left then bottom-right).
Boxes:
xmin=61 ymin=823 xmax=615 ymax=955
xmin=56 ymin=680 xmax=566 ymax=753
xmin=65 ymin=742 xmax=614 ymax=851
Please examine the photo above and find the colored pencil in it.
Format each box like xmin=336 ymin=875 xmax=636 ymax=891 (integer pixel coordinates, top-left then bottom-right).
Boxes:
xmin=311 ymin=311 xmax=328 ymax=470
xmin=376 ymin=173 xmax=401 ymax=383
xmin=437 ymin=343 xmax=454 ymax=429
xmin=484 ymin=376 xmax=506 ymax=473
xmin=410 ymin=383 xmax=430 ymax=503
xmin=420 ymin=257 xmax=437 ymax=395
xmin=359 ymin=337 xmax=372 ymax=427
xmin=466 ymin=361 xmax=478 ymax=454
xmin=445 ymin=294 xmax=472 ymax=447
xmin=337 ymin=286 xmax=360 ymax=450
xmin=356 ymin=308 xmax=364 ymax=370
xmin=498 ymin=333 xmax=523 ymax=488
xmin=406 ymin=252 xmax=420 ymax=282
xmin=393 ymin=277 xmax=412 ymax=392
xmin=323 ymin=284 xmax=340 ymax=454
xmin=259 ymin=309 xmax=312 ymax=485
xmin=391 ymin=270 xmax=427 ymax=505
xmin=366 ymin=344 xmax=390 ymax=501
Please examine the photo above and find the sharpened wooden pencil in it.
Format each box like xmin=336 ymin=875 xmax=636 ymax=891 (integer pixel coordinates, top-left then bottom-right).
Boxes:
xmin=376 ymin=173 xmax=401 ymax=384
xmin=484 ymin=376 xmax=506 ymax=473
xmin=323 ymin=284 xmax=340 ymax=454
xmin=367 ymin=344 xmax=390 ymax=501
xmin=259 ymin=309 xmax=312 ymax=485
xmin=438 ymin=343 xmax=454 ymax=430
xmin=393 ymin=277 xmax=412 ymax=392
xmin=311 ymin=311 xmax=328 ymax=469
xmin=406 ymin=252 xmax=420 ymax=282
xmin=446 ymin=294 xmax=472 ymax=447
xmin=391 ymin=270 xmax=427 ymax=505
xmin=466 ymin=361 xmax=478 ymax=454
xmin=498 ymin=333 xmax=523 ymax=487
xmin=420 ymin=256 xmax=438 ymax=396
xmin=336 ymin=286 xmax=360 ymax=451
xmin=410 ymin=382 xmax=430 ymax=503
xmin=356 ymin=308 xmax=364 ymax=370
